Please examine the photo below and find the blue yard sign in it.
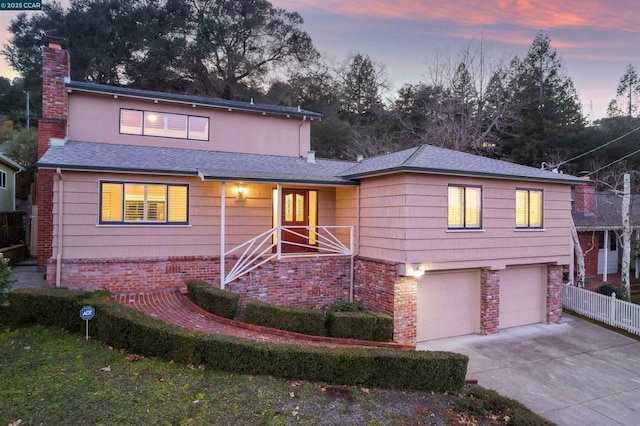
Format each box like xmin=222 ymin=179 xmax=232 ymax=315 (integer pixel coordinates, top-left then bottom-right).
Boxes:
xmin=80 ymin=305 xmax=95 ymax=339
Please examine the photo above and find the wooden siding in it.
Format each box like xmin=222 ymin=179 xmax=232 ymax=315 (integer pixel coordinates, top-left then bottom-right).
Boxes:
xmin=358 ymin=173 xmax=573 ymax=269
xmin=51 ymin=174 xmax=351 ymax=259
xmin=67 ymin=93 xmax=311 ymax=157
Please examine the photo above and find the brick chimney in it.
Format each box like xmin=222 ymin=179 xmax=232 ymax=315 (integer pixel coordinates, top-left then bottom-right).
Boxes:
xmin=37 ymin=36 xmax=69 ymax=270
xmin=574 ymin=176 xmax=596 ymax=215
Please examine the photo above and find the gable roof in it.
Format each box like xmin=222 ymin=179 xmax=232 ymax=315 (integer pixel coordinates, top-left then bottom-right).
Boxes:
xmin=38 ymin=141 xmax=357 ymax=185
xmin=341 ymin=145 xmax=584 ymax=184
xmin=65 ymin=81 xmax=324 ymax=120
xmin=0 ymin=153 xmax=23 ymax=171
xmin=572 ymin=191 xmax=640 ymax=230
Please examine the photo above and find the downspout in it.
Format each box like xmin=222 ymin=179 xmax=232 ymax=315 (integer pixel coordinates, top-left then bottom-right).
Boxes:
xmin=12 ymin=168 xmax=22 ymax=211
xmin=349 ymin=185 xmax=361 ymax=302
xmin=298 ymin=116 xmax=307 ymax=157
xmin=55 ymin=168 xmax=63 ymax=287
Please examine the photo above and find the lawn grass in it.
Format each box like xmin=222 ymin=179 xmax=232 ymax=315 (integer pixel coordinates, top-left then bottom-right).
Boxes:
xmin=0 ymin=325 xmax=553 ymax=425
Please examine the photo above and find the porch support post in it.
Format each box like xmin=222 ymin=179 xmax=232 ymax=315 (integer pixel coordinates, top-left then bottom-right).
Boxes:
xmin=220 ymin=181 xmax=226 ymax=289
xmin=276 ymin=183 xmax=282 ymax=259
xmin=569 ymin=233 xmax=575 ymax=285
xmin=603 ymin=230 xmax=609 ymax=283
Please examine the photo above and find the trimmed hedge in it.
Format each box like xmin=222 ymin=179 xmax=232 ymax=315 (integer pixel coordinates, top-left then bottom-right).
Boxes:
xmin=0 ymin=288 xmax=469 ymax=392
xmin=186 ymin=280 xmax=239 ymax=319
xmin=244 ymin=300 xmax=327 ymax=336
xmin=328 ymin=311 xmax=393 ymax=342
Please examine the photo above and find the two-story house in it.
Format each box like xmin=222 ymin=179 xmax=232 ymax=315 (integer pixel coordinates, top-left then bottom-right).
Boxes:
xmin=37 ymin=39 xmax=583 ymax=343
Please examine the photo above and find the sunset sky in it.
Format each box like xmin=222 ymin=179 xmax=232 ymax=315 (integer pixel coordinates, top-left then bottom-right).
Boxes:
xmin=0 ymin=0 xmax=638 ymax=120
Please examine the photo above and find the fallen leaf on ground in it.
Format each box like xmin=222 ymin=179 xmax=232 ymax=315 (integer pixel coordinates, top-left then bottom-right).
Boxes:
xmin=198 ymin=364 xmax=206 ymax=370
xmin=9 ymin=420 xmax=22 ymax=426
xmin=361 ymin=387 xmax=370 ymax=394
xmin=289 ymin=392 xmax=295 ymax=398
xmin=100 ymin=366 xmax=111 ymax=372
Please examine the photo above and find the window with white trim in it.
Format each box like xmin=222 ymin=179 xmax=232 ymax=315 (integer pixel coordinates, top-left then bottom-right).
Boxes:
xmin=100 ymin=182 xmax=188 ymax=224
xmin=0 ymin=170 xmax=6 ymax=189
xmin=120 ymin=109 xmax=209 ymax=141
xmin=515 ymin=189 xmax=543 ymax=228
xmin=448 ymin=185 xmax=482 ymax=229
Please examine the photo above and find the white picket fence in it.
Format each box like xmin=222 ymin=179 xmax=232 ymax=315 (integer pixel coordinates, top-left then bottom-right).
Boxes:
xmin=563 ymin=285 xmax=640 ymax=336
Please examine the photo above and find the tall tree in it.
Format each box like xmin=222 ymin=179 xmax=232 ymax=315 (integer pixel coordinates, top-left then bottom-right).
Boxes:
xmin=614 ymin=64 xmax=640 ymax=118
xmin=339 ymin=54 xmax=387 ymax=124
xmin=499 ymin=33 xmax=584 ymax=167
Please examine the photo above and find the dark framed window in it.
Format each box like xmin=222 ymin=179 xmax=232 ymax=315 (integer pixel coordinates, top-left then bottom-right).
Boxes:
xmin=100 ymin=181 xmax=188 ymax=224
xmin=515 ymin=189 xmax=543 ymax=228
xmin=448 ymin=185 xmax=482 ymax=229
xmin=120 ymin=109 xmax=209 ymax=141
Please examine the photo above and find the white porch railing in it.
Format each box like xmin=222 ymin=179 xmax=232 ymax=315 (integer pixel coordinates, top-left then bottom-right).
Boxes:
xmin=223 ymin=225 xmax=353 ymax=285
xmin=563 ymin=285 xmax=640 ymax=336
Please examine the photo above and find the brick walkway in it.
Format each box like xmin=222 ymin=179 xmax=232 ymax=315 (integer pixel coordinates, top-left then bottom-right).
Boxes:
xmin=112 ymin=289 xmax=413 ymax=350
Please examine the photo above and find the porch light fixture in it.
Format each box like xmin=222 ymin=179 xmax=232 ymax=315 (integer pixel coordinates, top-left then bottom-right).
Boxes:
xmin=236 ymin=184 xmax=246 ymax=201
xmin=412 ymin=263 xmax=425 ymax=278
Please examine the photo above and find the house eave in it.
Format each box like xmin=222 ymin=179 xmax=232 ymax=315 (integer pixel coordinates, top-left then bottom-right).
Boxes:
xmin=342 ymin=166 xmax=584 ymax=185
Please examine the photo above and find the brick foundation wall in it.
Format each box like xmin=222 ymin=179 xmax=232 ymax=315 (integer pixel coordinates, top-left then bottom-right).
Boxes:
xmin=227 ymin=257 xmax=350 ymax=310
xmin=354 ymin=257 xmax=417 ymax=344
xmin=546 ymin=265 xmax=564 ymax=323
xmin=48 ymin=256 xmax=221 ymax=293
xmin=480 ymin=269 xmax=500 ymax=335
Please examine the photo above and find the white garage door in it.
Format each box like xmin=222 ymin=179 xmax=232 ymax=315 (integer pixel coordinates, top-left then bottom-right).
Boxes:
xmin=417 ymin=270 xmax=480 ymax=342
xmin=499 ymin=266 xmax=546 ymax=329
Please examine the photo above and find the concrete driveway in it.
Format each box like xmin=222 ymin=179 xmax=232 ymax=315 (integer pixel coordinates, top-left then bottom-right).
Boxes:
xmin=417 ymin=314 xmax=640 ymax=425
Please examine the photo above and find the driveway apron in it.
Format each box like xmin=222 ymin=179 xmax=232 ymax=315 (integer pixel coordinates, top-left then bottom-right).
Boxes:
xmin=417 ymin=314 xmax=640 ymax=425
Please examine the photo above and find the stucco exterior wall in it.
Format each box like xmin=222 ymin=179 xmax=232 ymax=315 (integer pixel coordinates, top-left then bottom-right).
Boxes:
xmin=358 ymin=173 xmax=573 ymax=270
xmin=67 ymin=93 xmax=312 ymax=157
xmin=0 ymin=163 xmax=17 ymax=211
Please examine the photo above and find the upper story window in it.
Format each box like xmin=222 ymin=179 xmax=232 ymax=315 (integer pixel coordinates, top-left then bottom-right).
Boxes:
xmin=515 ymin=189 xmax=543 ymax=228
xmin=120 ymin=109 xmax=209 ymax=141
xmin=100 ymin=181 xmax=188 ymax=225
xmin=448 ymin=185 xmax=482 ymax=229
xmin=0 ymin=170 xmax=6 ymax=189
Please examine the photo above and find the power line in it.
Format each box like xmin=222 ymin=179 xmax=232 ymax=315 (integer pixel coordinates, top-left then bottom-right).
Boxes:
xmin=588 ymin=144 xmax=640 ymax=175
xmin=557 ymin=124 xmax=640 ymax=168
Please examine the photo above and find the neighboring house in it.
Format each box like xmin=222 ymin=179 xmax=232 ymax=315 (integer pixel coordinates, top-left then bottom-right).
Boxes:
xmin=36 ymin=38 xmax=584 ymax=343
xmin=0 ymin=151 xmax=23 ymax=211
xmin=572 ymin=180 xmax=640 ymax=281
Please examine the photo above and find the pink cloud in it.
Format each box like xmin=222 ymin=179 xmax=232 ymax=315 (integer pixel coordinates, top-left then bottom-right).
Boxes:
xmin=274 ymin=0 xmax=640 ymax=36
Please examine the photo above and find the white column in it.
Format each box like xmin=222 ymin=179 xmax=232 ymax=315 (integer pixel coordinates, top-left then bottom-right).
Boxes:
xmin=276 ymin=183 xmax=282 ymax=259
xmin=220 ymin=182 xmax=226 ymax=289
xmin=603 ymin=229 xmax=609 ymax=283
xmin=636 ymin=229 xmax=639 ymax=279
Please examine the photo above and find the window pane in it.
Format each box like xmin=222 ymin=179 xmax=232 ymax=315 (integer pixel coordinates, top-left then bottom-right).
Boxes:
xmin=168 ymin=186 xmax=187 ymax=222
xmin=295 ymin=194 xmax=304 ymax=222
xmin=529 ymin=190 xmax=542 ymax=227
xmin=144 ymin=112 xmax=166 ymax=136
xmin=120 ymin=110 xmax=142 ymax=135
xmin=448 ymin=186 xmax=464 ymax=228
xmin=515 ymin=190 xmax=528 ymax=227
xmin=0 ymin=171 xmax=6 ymax=189
xmin=124 ymin=184 xmax=145 ymax=221
xmin=284 ymin=194 xmax=293 ymax=221
xmin=189 ymin=116 xmax=209 ymax=140
xmin=465 ymin=187 xmax=481 ymax=228
xmin=146 ymin=185 xmax=166 ymax=221
xmin=308 ymin=190 xmax=317 ymax=245
xmin=101 ymin=183 xmax=123 ymax=221
xmin=166 ymin=114 xmax=188 ymax=138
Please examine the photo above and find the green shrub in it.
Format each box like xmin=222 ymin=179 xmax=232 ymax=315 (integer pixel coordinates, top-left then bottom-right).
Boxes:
xmin=327 ymin=311 xmax=394 ymax=342
xmin=0 ymin=287 xmax=469 ymax=393
xmin=0 ymin=287 xmax=93 ymax=331
xmin=186 ymin=280 xmax=239 ymax=319
xmin=329 ymin=300 xmax=369 ymax=313
xmin=244 ymin=300 xmax=327 ymax=336
xmin=0 ymin=253 xmax=16 ymax=302
xmin=595 ymin=284 xmax=619 ymax=297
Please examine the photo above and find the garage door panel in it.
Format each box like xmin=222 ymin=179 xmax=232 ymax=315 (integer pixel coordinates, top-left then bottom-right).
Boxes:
xmin=499 ymin=266 xmax=545 ymax=329
xmin=417 ymin=270 xmax=480 ymax=341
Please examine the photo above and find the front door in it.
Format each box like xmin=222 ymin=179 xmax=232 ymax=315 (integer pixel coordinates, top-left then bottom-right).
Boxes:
xmin=281 ymin=189 xmax=310 ymax=252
